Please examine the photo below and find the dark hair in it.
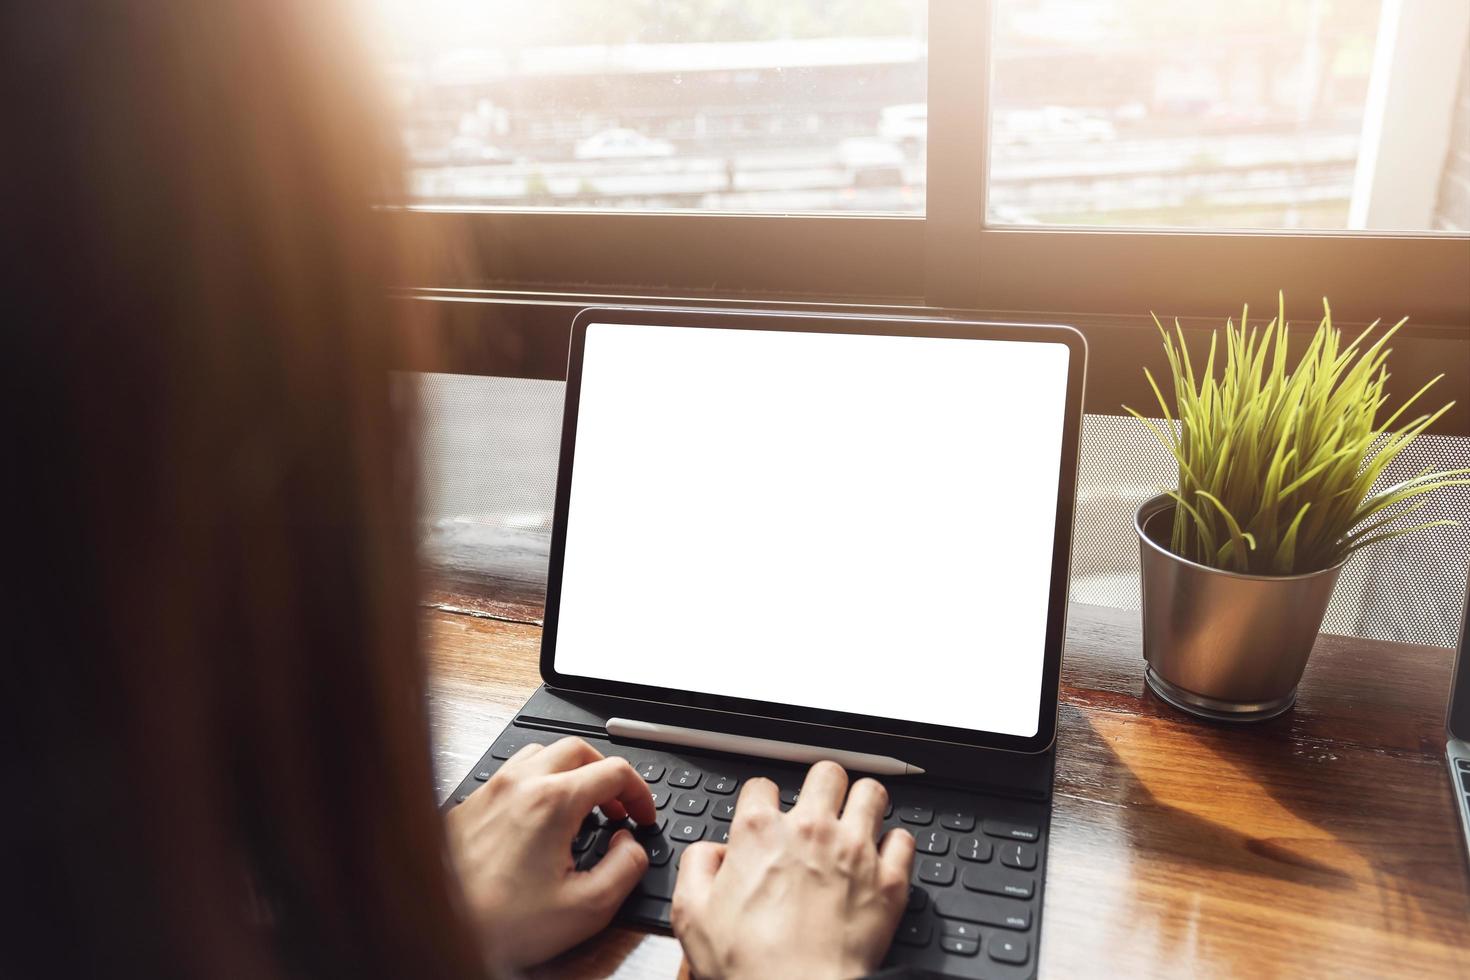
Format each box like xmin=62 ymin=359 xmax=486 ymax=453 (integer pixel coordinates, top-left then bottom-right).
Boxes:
xmin=4 ymin=3 xmax=487 ymax=977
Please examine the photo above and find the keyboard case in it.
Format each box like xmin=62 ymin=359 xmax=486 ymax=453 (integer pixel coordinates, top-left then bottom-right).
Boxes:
xmin=445 ymin=685 xmax=1055 ymax=980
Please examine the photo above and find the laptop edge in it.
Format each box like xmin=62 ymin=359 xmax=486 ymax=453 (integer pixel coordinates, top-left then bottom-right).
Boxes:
xmin=1446 ymin=566 xmax=1470 ymax=861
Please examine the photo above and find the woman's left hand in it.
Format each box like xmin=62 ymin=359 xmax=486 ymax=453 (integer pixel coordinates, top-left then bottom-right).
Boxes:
xmin=445 ymin=736 xmax=657 ymax=970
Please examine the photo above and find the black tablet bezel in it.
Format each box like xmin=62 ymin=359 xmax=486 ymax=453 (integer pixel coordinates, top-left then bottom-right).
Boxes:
xmin=539 ymin=306 xmax=1087 ymax=754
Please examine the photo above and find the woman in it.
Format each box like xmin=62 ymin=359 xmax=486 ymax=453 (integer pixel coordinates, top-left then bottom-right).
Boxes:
xmin=4 ymin=2 xmax=914 ymax=978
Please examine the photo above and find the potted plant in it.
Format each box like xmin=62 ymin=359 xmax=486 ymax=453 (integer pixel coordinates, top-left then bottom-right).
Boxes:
xmin=1127 ymin=297 xmax=1469 ymax=721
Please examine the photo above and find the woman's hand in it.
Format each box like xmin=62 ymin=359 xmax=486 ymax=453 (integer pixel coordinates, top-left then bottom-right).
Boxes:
xmin=445 ymin=737 xmax=656 ymax=971
xmin=671 ymin=761 xmax=916 ymax=980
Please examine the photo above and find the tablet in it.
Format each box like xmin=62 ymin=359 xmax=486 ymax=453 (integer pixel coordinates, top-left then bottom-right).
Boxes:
xmin=540 ymin=308 xmax=1085 ymax=754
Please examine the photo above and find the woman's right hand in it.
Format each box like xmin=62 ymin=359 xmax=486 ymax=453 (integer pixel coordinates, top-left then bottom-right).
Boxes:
xmin=671 ymin=761 xmax=916 ymax=980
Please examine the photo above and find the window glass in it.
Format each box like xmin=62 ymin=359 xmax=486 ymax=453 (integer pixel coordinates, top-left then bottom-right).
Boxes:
xmin=989 ymin=0 xmax=1470 ymax=231
xmin=369 ymin=0 xmax=927 ymax=213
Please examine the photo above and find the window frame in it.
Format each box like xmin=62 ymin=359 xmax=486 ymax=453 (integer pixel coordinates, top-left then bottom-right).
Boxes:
xmin=388 ymin=0 xmax=1470 ymax=434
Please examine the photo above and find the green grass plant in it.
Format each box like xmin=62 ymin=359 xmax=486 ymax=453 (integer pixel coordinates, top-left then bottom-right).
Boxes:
xmin=1126 ymin=296 xmax=1469 ymax=575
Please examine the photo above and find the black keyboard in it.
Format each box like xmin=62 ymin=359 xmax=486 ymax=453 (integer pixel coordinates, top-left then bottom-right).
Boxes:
xmin=446 ymin=725 xmax=1048 ymax=980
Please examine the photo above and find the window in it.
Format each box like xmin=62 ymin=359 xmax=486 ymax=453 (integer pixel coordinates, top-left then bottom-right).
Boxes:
xmin=989 ymin=1 xmax=1468 ymax=232
xmin=371 ymin=0 xmax=928 ymax=212
xmin=378 ymin=1 xmax=1469 ymax=438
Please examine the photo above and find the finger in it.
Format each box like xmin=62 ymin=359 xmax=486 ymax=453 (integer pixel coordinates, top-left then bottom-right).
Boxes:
xmin=597 ymin=797 xmax=629 ymax=822
xmin=877 ymin=826 xmax=917 ymax=904
xmin=732 ymin=775 xmax=778 ymax=823
xmin=671 ymin=841 xmax=725 ymax=930
xmin=840 ymin=778 xmax=889 ymax=840
xmin=556 ymin=756 xmax=657 ymax=826
xmin=520 ymin=736 xmax=603 ymax=774
xmin=498 ymin=741 xmax=545 ymax=771
xmin=569 ymin=829 xmax=648 ymax=915
xmin=794 ymin=760 xmax=848 ymax=815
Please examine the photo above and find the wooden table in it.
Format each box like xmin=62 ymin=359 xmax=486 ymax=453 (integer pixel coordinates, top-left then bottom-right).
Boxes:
xmin=423 ymin=530 xmax=1470 ymax=979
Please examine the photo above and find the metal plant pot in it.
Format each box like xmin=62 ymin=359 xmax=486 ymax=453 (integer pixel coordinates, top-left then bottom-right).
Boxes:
xmin=1135 ymin=493 xmax=1347 ymax=722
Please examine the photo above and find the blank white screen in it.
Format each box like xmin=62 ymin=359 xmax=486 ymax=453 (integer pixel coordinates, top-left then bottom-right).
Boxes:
xmin=554 ymin=323 xmax=1072 ymax=738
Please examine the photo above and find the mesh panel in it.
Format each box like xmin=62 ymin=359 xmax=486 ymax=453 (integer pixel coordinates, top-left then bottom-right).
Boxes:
xmin=413 ymin=374 xmax=1470 ymax=647
xmin=1071 ymin=414 xmax=1470 ymax=647
xmin=1327 ymin=431 xmax=1470 ymax=644
xmin=415 ymin=373 xmax=562 ymax=533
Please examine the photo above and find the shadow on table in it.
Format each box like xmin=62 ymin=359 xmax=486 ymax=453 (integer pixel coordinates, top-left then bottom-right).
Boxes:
xmin=1056 ymin=680 xmax=1467 ymax=964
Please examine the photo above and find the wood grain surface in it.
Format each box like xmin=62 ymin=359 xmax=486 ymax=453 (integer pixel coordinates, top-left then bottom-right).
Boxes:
xmin=425 ymin=583 xmax=1470 ymax=978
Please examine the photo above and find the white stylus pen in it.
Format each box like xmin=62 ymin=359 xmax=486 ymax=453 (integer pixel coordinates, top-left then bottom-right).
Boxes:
xmin=605 ymin=718 xmax=925 ymax=776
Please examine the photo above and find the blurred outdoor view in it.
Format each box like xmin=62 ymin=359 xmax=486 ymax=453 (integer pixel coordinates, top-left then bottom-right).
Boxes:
xmin=992 ymin=0 xmax=1424 ymax=229
xmin=370 ymin=0 xmax=929 ymax=213
xmin=368 ymin=0 xmax=1469 ymax=230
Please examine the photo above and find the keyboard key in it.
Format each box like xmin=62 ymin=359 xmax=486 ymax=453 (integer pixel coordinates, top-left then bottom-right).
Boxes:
xmin=989 ymin=936 xmax=1030 ymax=965
xmin=998 ymin=842 xmax=1038 ymax=870
xmin=956 ymin=836 xmax=993 ymax=862
xmin=577 ymin=829 xmax=615 ymax=870
xmin=651 ymin=788 xmax=671 ymax=810
xmin=907 ymin=886 xmax=928 ymax=912
xmin=917 ymin=829 xmax=951 ymax=855
xmin=669 ymin=768 xmax=702 ymax=789
xmin=941 ymin=919 xmax=983 ymax=942
xmin=585 ymin=828 xmax=614 ymax=858
xmin=454 ymin=789 xmax=472 ymax=803
xmin=712 ymin=799 xmax=737 ymax=822
xmin=706 ymin=775 xmax=739 ymax=795
xmin=1460 ymin=769 xmax=1470 ymax=792
xmin=779 ymin=787 xmax=801 ymax=806
xmin=898 ymin=805 xmax=934 ymax=826
xmin=644 ymin=839 xmax=673 ymax=867
xmin=490 ymin=740 xmax=523 ymax=760
xmin=633 ymin=816 xmax=668 ymax=838
xmin=474 ymin=768 xmax=492 ymax=782
xmin=941 ymin=937 xmax=979 ymax=957
xmin=636 ymin=761 xmax=666 ymax=783
xmin=671 ymin=820 xmax=705 ymax=842
xmin=934 ymin=891 xmax=1032 ymax=931
xmin=982 ymin=819 xmax=1039 ymax=842
xmin=916 ymin=858 xmax=955 ymax=886
xmin=711 ymin=825 xmax=730 ymax=844
xmin=1457 ymin=758 xmax=1470 ymax=771
xmin=962 ymin=865 xmax=1035 ymax=900
xmin=489 ymin=732 xmax=553 ymax=760
xmin=939 ymin=810 xmax=975 ymax=832
xmin=674 ymin=794 xmax=709 ymax=816
xmin=894 ymin=918 xmax=933 ymax=947
xmin=640 ymin=861 xmax=678 ymax=899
